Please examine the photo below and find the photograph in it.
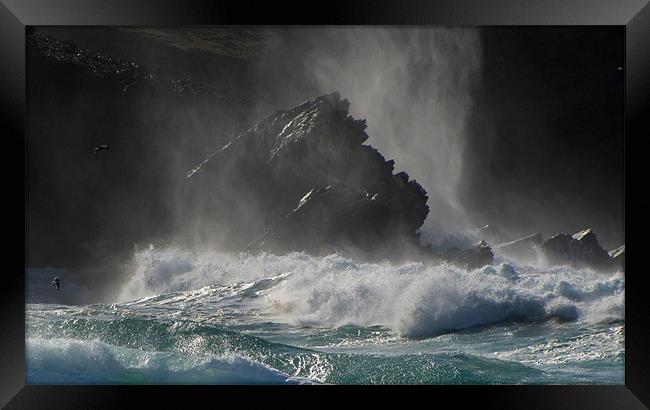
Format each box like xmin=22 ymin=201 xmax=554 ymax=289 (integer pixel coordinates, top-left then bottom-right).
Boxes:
xmin=25 ymin=25 xmax=625 ymax=385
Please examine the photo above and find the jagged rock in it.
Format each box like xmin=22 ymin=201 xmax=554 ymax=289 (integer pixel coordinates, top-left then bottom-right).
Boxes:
xmin=609 ymin=245 xmax=625 ymax=271
xmin=477 ymin=225 xmax=511 ymax=246
xmin=443 ymin=240 xmax=494 ymax=269
xmin=494 ymin=233 xmax=543 ymax=262
xmin=186 ymin=92 xmax=429 ymax=254
xmin=540 ymin=228 xmax=612 ymax=271
xmin=248 ymin=185 xmax=410 ymax=255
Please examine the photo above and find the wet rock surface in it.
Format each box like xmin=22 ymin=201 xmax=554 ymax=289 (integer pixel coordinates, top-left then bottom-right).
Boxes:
xmin=248 ymin=185 xmax=406 ymax=256
xmin=442 ymin=240 xmax=495 ymax=269
xmin=540 ymin=229 xmax=613 ymax=271
xmin=475 ymin=223 xmax=625 ymax=272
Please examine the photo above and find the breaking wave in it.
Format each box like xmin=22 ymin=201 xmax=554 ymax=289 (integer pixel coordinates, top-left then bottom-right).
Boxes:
xmin=118 ymin=246 xmax=624 ymax=338
xmin=26 ymin=246 xmax=624 ymax=384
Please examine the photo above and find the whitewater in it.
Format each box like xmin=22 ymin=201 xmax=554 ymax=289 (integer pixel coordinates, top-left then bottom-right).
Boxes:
xmin=26 ymin=247 xmax=624 ymax=384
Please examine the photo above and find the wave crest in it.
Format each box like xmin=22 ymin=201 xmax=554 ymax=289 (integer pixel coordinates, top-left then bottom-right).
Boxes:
xmin=27 ymin=337 xmax=307 ymax=384
xmin=120 ymin=247 xmax=624 ymax=338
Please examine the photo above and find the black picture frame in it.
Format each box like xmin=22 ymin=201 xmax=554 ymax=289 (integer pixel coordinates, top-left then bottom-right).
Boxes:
xmin=2 ymin=0 xmax=648 ymax=408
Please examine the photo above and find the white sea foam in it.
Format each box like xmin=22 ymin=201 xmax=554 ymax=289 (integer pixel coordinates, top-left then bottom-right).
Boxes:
xmin=119 ymin=246 xmax=624 ymax=338
xmin=26 ymin=337 xmax=306 ymax=384
xmin=119 ymin=245 xmax=312 ymax=301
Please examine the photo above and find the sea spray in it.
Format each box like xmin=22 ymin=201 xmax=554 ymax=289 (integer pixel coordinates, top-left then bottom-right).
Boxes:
xmin=297 ymin=28 xmax=482 ymax=234
xmin=117 ymin=246 xmax=624 ymax=338
xmin=27 ymin=246 xmax=624 ymax=384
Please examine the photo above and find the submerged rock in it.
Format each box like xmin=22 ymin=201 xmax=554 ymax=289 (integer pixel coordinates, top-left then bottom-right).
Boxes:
xmin=443 ymin=240 xmax=494 ymax=269
xmin=539 ymin=229 xmax=612 ymax=271
xmin=186 ymin=93 xmax=429 ymax=256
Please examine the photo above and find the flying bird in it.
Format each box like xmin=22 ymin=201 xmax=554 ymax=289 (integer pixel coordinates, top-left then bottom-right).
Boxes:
xmin=94 ymin=144 xmax=110 ymax=155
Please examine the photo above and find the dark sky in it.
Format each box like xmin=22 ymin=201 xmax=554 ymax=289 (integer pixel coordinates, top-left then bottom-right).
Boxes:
xmin=460 ymin=27 xmax=624 ymax=248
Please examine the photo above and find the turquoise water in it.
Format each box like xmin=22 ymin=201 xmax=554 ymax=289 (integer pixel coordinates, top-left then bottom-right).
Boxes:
xmin=26 ymin=249 xmax=624 ymax=384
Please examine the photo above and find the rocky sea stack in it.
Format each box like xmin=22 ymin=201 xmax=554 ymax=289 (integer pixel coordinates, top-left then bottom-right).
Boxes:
xmin=482 ymin=225 xmax=624 ymax=272
xmin=540 ymin=229 xmax=616 ymax=271
xmin=185 ymin=92 xmax=430 ymax=257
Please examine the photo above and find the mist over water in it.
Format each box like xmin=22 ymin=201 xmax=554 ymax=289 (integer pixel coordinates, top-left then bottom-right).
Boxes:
xmin=113 ymin=246 xmax=623 ymax=338
xmin=292 ymin=28 xmax=482 ymax=237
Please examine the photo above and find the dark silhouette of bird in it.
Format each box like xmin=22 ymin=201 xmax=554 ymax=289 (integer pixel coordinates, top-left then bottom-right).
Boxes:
xmin=94 ymin=144 xmax=110 ymax=155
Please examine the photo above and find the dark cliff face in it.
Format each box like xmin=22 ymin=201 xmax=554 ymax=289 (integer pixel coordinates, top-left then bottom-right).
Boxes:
xmin=185 ymin=93 xmax=430 ymax=256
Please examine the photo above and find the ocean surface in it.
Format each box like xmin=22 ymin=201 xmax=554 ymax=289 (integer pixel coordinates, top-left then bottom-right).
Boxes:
xmin=26 ymin=247 xmax=625 ymax=384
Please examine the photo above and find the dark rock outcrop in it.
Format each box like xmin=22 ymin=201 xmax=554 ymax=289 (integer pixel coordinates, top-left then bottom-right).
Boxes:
xmin=442 ymin=240 xmax=494 ymax=269
xmin=249 ymin=185 xmax=411 ymax=255
xmin=494 ymin=233 xmax=543 ymax=262
xmin=540 ymin=229 xmax=612 ymax=271
xmin=186 ymin=93 xmax=429 ymax=256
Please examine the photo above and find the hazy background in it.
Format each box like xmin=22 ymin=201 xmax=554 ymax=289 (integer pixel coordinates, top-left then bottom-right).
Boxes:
xmin=26 ymin=26 xmax=624 ymax=298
